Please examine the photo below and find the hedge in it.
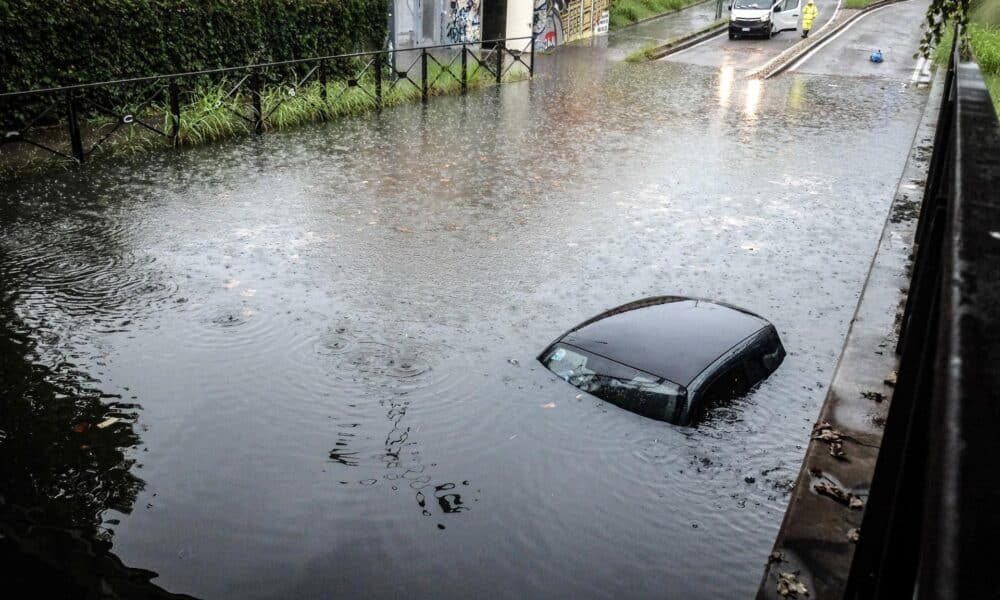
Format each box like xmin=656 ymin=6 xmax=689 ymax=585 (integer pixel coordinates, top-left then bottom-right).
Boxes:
xmin=0 ymin=0 xmax=388 ymax=94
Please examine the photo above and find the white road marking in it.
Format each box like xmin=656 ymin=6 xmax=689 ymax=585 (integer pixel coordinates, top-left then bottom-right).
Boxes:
xmin=910 ymin=55 xmax=927 ymax=82
xmin=918 ymin=56 xmax=933 ymax=83
xmin=786 ymin=0 xmax=911 ymax=72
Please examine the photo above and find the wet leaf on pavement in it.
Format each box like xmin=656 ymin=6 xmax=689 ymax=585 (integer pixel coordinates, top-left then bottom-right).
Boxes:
xmin=814 ymin=481 xmax=864 ymax=510
xmin=861 ymin=391 xmax=884 ymax=403
xmin=777 ymin=572 xmax=809 ymax=597
xmin=829 ymin=439 xmax=846 ymax=460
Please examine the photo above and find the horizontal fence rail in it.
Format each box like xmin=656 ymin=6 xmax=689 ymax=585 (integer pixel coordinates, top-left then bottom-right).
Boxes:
xmin=0 ymin=36 xmax=535 ymax=165
xmin=843 ymin=26 xmax=1000 ymax=599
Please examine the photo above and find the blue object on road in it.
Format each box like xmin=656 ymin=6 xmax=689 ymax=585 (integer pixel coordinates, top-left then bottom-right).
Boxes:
xmin=870 ymin=49 xmax=883 ymax=63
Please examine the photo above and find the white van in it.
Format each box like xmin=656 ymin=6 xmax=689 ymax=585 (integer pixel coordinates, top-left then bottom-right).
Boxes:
xmin=728 ymin=0 xmax=801 ymax=39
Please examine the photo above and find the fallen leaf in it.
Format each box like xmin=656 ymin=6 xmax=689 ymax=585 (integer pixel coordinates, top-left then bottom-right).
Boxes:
xmin=812 ymin=429 xmax=842 ymax=442
xmin=884 ymin=371 xmax=897 ymax=386
xmin=240 ymin=288 xmax=256 ymax=297
xmin=829 ymin=439 xmax=847 ymax=460
xmin=96 ymin=417 xmax=120 ymax=429
xmin=768 ymin=551 xmax=785 ymax=565
xmin=72 ymin=422 xmax=90 ymax=433
xmin=814 ymin=481 xmax=864 ymax=510
xmin=777 ymin=572 xmax=809 ymax=598
xmin=541 ymin=402 xmax=556 ymax=409
xmin=811 ymin=420 xmax=832 ymax=435
xmin=223 ymin=278 xmax=239 ymax=289
xmin=862 ymin=391 xmax=884 ymax=403
xmin=395 ymin=226 xmax=412 ymax=233
xmin=847 ymin=528 xmax=860 ymax=543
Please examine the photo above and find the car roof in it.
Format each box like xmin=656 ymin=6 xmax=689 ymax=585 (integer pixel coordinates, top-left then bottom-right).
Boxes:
xmin=557 ymin=296 xmax=771 ymax=387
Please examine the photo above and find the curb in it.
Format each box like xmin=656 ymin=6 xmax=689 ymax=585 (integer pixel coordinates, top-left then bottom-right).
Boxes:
xmin=751 ymin=0 xmax=909 ymax=79
xmin=644 ymin=21 xmax=729 ymax=60
xmin=754 ymin=65 xmax=946 ymax=599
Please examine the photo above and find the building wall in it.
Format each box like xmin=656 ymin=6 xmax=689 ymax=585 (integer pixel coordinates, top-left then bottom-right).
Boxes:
xmin=506 ymin=0 xmax=534 ymax=41
xmin=559 ymin=0 xmax=609 ymax=42
xmin=444 ymin=0 xmax=483 ymax=43
xmin=532 ymin=0 xmax=608 ymax=49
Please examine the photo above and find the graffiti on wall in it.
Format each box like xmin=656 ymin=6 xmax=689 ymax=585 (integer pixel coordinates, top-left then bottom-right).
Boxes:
xmin=533 ymin=0 xmax=565 ymax=50
xmin=445 ymin=0 xmax=482 ymax=43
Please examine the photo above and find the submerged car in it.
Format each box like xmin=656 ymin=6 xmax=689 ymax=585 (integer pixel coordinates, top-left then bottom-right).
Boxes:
xmin=538 ymin=297 xmax=785 ymax=425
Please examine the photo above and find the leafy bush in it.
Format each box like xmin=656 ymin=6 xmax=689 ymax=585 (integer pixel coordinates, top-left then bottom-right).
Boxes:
xmin=0 ymin=0 xmax=387 ymax=93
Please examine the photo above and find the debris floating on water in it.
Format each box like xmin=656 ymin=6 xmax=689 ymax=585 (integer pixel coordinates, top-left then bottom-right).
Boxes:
xmin=96 ymin=417 xmax=120 ymax=429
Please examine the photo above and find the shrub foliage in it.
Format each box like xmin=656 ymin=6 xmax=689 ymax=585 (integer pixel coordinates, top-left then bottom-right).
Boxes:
xmin=0 ymin=0 xmax=388 ymax=93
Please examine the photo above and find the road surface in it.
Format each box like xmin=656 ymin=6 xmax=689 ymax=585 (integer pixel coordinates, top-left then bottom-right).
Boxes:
xmin=665 ymin=0 xmax=839 ymax=70
xmin=788 ymin=0 xmax=931 ymax=81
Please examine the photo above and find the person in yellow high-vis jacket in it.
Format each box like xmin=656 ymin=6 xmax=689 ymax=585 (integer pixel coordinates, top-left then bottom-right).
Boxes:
xmin=801 ymin=0 xmax=819 ymax=38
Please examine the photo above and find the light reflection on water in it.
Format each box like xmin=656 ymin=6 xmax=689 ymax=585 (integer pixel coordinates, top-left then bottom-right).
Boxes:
xmin=0 ymin=46 xmax=927 ymax=599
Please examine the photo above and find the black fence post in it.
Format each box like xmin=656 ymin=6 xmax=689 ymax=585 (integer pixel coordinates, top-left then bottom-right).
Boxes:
xmin=169 ymin=79 xmax=181 ymax=140
xmin=375 ymin=52 xmax=383 ymax=110
xmin=319 ymin=65 xmax=328 ymax=120
xmin=66 ymin=90 xmax=84 ymax=163
xmin=495 ymin=43 xmax=503 ymax=84
xmin=421 ymin=48 xmax=428 ymax=103
xmin=251 ymin=71 xmax=263 ymax=132
xmin=461 ymin=45 xmax=469 ymax=94
xmin=529 ymin=36 xmax=535 ymax=78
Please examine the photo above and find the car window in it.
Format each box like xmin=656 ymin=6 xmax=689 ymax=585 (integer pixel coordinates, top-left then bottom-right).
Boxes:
xmin=700 ymin=361 xmax=752 ymax=408
xmin=541 ymin=344 xmax=686 ymax=423
xmin=782 ymin=0 xmax=799 ymax=11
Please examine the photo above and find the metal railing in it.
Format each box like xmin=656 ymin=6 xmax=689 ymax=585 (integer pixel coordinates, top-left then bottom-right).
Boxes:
xmin=844 ymin=28 xmax=1000 ymax=599
xmin=0 ymin=36 xmax=535 ymax=165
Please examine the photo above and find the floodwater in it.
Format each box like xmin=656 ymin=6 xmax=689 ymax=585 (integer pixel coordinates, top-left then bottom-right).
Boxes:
xmin=1 ymin=22 xmax=929 ymax=600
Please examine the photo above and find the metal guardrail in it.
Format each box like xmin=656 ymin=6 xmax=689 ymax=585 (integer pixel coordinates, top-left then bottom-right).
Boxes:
xmin=0 ymin=36 xmax=535 ymax=165
xmin=844 ymin=27 xmax=1000 ymax=599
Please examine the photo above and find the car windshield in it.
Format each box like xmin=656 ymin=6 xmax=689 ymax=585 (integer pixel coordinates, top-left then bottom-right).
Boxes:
xmin=541 ymin=344 xmax=686 ymax=423
xmin=733 ymin=0 xmax=769 ymax=8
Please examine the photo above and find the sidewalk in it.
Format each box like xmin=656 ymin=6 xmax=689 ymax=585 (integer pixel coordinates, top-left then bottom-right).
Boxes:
xmin=604 ymin=0 xmax=722 ymax=57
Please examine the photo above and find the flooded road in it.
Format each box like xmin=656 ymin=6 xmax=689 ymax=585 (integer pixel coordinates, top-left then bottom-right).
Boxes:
xmin=1 ymin=11 xmax=931 ymax=599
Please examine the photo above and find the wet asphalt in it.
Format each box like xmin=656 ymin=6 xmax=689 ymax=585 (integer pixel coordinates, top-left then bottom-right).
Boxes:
xmin=0 ymin=4 xmax=934 ymax=599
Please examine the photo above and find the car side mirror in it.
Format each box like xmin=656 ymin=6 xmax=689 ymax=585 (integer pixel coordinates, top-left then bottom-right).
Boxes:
xmin=773 ymin=4 xmax=781 ymax=11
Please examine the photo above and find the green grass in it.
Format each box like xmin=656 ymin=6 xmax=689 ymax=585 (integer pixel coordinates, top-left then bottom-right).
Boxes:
xmin=932 ymin=18 xmax=1000 ymax=116
xmin=625 ymin=42 xmax=658 ymax=62
xmin=843 ymin=0 xmax=873 ymax=9
xmin=166 ymin=61 xmax=503 ymax=146
xmin=5 ymin=59 xmax=522 ymax=173
xmin=610 ymin=0 xmax=706 ymax=30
